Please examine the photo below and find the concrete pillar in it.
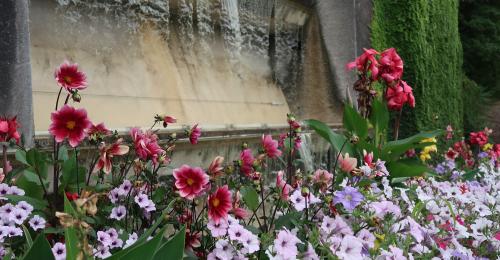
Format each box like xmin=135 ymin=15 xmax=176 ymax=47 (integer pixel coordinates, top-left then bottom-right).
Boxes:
xmin=314 ymin=0 xmax=372 ymax=104
xmin=0 ymin=0 xmax=34 ymax=146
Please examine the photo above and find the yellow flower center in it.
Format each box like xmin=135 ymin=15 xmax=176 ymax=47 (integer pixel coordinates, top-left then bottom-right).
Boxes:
xmin=186 ymin=178 xmax=194 ymax=186
xmin=212 ymin=198 xmax=220 ymax=207
xmin=64 ymin=76 xmax=73 ymax=84
xmin=66 ymin=121 xmax=76 ymax=130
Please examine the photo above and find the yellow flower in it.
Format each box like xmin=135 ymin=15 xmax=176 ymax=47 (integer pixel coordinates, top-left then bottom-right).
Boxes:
xmin=483 ymin=143 xmax=493 ymax=151
xmin=421 ymin=137 xmax=437 ymax=144
xmin=420 ymin=152 xmax=431 ymax=162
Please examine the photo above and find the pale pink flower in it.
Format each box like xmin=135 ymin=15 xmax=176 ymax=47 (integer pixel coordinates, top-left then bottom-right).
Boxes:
xmin=337 ymin=153 xmax=357 ymax=172
xmin=94 ymin=138 xmax=129 ymax=174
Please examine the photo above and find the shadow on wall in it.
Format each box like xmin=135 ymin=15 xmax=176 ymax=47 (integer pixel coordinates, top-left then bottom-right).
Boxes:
xmin=29 ymin=0 xmax=344 ymax=132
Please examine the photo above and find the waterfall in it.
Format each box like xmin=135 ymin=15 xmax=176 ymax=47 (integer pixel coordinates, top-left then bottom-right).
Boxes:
xmin=220 ymin=0 xmax=243 ymax=66
xmin=298 ymin=133 xmax=315 ymax=173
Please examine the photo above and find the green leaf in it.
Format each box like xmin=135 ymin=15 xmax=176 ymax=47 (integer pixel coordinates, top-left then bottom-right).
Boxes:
xmin=22 ymin=234 xmax=55 ymax=260
xmin=20 ymin=169 xmax=49 ymax=186
xmin=22 ymin=225 xmax=33 ymax=247
xmin=58 ymin=145 xmax=69 ymax=161
xmin=461 ymin=169 xmax=478 ymax=181
xmin=112 ymin=227 xmax=167 ymax=260
xmin=381 ymin=130 xmax=443 ymax=162
xmin=16 ymin=175 xmax=44 ymax=200
xmin=369 ymin=99 xmax=389 ymax=146
xmin=343 ymin=104 xmax=368 ymax=139
xmin=153 ymin=227 xmax=186 ymax=260
xmin=61 ymin=152 xmax=85 ymax=189
xmin=16 ymin=150 xmax=28 ymax=165
xmin=63 ymin=196 xmax=79 ymax=260
xmin=386 ymin=159 xmax=431 ymax=178
xmin=274 ymin=211 xmax=301 ymax=230
xmin=240 ymin=186 xmax=260 ymax=211
xmin=3 ymin=195 xmax=48 ymax=211
xmin=26 ymin=149 xmax=48 ymax=178
xmin=412 ymin=201 xmax=426 ymax=220
xmin=304 ymin=119 xmax=354 ymax=155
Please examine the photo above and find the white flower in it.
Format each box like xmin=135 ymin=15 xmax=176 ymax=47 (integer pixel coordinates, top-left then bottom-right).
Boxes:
xmin=28 ymin=215 xmax=46 ymax=231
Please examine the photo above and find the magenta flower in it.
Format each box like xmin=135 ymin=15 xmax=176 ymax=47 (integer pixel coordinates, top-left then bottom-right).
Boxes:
xmin=54 ymin=61 xmax=87 ymax=92
xmin=334 ymin=186 xmax=364 ymax=212
xmin=49 ymin=105 xmax=92 ymax=147
xmin=261 ymin=134 xmax=282 ymax=158
xmin=87 ymin=123 xmax=111 ymax=137
xmin=385 ymin=80 xmax=415 ymax=111
xmin=189 ymin=123 xmax=201 ymax=144
xmin=0 ymin=117 xmax=20 ymax=144
xmin=130 ymin=128 xmax=165 ymax=164
xmin=379 ymin=48 xmax=404 ymax=85
xmin=346 ymin=48 xmax=380 ymax=80
xmin=173 ymin=165 xmax=209 ymax=200
xmin=240 ymin=148 xmax=255 ymax=176
xmin=163 ymin=115 xmax=177 ymax=127
xmin=208 ymin=185 xmax=232 ymax=224
xmin=313 ymin=169 xmax=333 ymax=191
xmin=94 ymin=138 xmax=129 ymax=174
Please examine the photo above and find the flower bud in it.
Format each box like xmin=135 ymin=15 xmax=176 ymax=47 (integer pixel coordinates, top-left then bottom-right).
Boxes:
xmin=301 ymin=187 xmax=310 ymax=197
xmin=71 ymin=92 xmax=82 ymax=102
xmin=350 ymin=134 xmax=359 ymax=144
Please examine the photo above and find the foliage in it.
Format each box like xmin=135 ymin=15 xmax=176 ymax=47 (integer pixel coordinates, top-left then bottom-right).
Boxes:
xmin=371 ymin=0 xmax=464 ymax=137
xmin=462 ymin=76 xmax=488 ymax=133
xmin=460 ymin=0 xmax=500 ymax=99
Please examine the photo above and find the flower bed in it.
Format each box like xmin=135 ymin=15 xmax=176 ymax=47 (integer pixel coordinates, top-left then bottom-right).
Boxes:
xmin=0 ymin=50 xmax=498 ymax=259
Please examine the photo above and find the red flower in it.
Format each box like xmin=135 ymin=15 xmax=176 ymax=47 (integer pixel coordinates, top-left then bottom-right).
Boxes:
xmin=385 ymin=80 xmax=415 ymax=111
xmin=261 ymin=134 xmax=282 ymax=158
xmin=379 ymin=48 xmax=403 ymax=85
xmin=363 ymin=150 xmax=374 ymax=166
xmin=469 ymin=131 xmax=488 ymax=147
xmin=445 ymin=148 xmax=459 ymax=161
xmin=54 ymin=61 xmax=87 ymax=92
xmin=189 ymin=124 xmax=201 ymax=145
xmin=0 ymin=117 xmax=20 ymax=144
xmin=163 ymin=116 xmax=177 ymax=127
xmin=346 ymin=48 xmax=380 ymax=80
xmin=208 ymin=185 xmax=232 ymax=224
xmin=130 ymin=128 xmax=165 ymax=165
xmin=65 ymin=192 xmax=79 ymax=201
xmin=88 ymin=123 xmax=111 ymax=137
xmin=94 ymin=138 xmax=129 ymax=174
xmin=49 ymin=105 xmax=92 ymax=147
xmin=173 ymin=165 xmax=209 ymax=200
xmin=208 ymin=156 xmax=224 ymax=177
xmin=239 ymin=148 xmax=255 ymax=176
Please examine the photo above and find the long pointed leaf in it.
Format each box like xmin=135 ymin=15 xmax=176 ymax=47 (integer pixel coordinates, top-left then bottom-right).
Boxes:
xmin=153 ymin=227 xmax=186 ymax=260
xmin=63 ymin=196 xmax=79 ymax=260
xmin=304 ymin=119 xmax=353 ymax=155
xmin=22 ymin=234 xmax=55 ymax=260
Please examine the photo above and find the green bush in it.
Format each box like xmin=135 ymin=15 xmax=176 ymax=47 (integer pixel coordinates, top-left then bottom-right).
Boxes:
xmin=462 ymin=76 xmax=488 ymax=133
xmin=371 ymin=0 xmax=464 ymax=137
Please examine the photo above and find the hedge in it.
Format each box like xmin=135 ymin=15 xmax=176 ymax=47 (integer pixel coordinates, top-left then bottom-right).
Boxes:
xmin=371 ymin=0 xmax=464 ymax=137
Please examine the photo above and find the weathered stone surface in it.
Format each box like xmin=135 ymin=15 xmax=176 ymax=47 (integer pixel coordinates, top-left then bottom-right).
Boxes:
xmin=0 ymin=0 xmax=34 ymax=146
xmin=314 ymin=0 xmax=372 ymax=104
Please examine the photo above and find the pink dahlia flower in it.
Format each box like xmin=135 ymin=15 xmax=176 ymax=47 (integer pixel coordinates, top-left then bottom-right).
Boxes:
xmin=208 ymin=185 xmax=232 ymax=224
xmin=240 ymin=148 xmax=255 ymax=176
xmin=0 ymin=117 xmax=20 ymax=144
xmin=379 ymin=48 xmax=404 ymax=85
xmin=130 ymin=128 xmax=165 ymax=165
xmin=163 ymin=116 xmax=177 ymax=127
xmin=208 ymin=156 xmax=224 ymax=177
xmin=312 ymin=169 xmax=333 ymax=192
xmin=54 ymin=61 xmax=87 ymax=92
xmin=88 ymin=123 xmax=112 ymax=137
xmin=346 ymin=48 xmax=380 ymax=80
xmin=94 ymin=138 xmax=130 ymax=174
xmin=276 ymin=171 xmax=292 ymax=200
xmin=469 ymin=131 xmax=488 ymax=147
xmin=49 ymin=105 xmax=92 ymax=147
xmin=385 ymin=80 xmax=415 ymax=111
xmin=189 ymin=124 xmax=201 ymax=145
xmin=173 ymin=165 xmax=209 ymax=200
xmin=337 ymin=153 xmax=357 ymax=173
xmin=262 ymin=134 xmax=282 ymax=158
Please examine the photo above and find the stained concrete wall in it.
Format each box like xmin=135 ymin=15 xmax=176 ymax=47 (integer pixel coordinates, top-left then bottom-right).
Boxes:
xmin=0 ymin=0 xmax=34 ymax=145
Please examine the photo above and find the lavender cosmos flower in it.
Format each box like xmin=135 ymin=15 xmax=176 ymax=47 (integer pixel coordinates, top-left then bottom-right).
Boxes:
xmin=207 ymin=218 xmax=228 ymax=237
xmin=28 ymin=215 xmax=46 ymax=231
xmin=52 ymin=242 xmax=66 ymax=260
xmin=273 ymin=228 xmax=302 ymax=259
xmin=109 ymin=205 xmax=126 ymax=220
xmin=124 ymin=233 xmax=138 ymax=249
xmin=334 ymin=186 xmax=364 ymax=212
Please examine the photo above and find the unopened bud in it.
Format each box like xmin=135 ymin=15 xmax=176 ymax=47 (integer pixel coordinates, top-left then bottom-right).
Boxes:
xmin=301 ymin=187 xmax=310 ymax=197
xmin=350 ymin=135 xmax=359 ymax=144
xmin=72 ymin=92 xmax=82 ymax=103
